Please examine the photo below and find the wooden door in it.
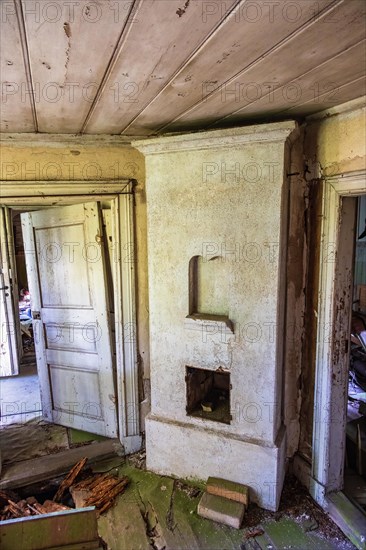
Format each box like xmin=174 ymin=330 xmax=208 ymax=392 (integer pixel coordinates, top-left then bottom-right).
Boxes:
xmin=21 ymin=202 xmax=118 ymax=437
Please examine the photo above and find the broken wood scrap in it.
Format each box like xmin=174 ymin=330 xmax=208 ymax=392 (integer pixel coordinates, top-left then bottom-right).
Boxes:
xmin=24 ymin=496 xmax=50 ymax=515
xmin=42 ymin=500 xmax=71 ymax=513
xmin=7 ymin=499 xmax=31 ymax=518
xmin=84 ymin=475 xmax=129 ymax=516
xmin=0 ymin=494 xmax=72 ymax=520
xmin=27 ymin=503 xmax=46 ymax=515
xmin=0 ymin=491 xmax=25 ymax=520
xmin=0 ymin=489 xmax=20 ymax=508
xmin=53 ymin=457 xmax=88 ymax=503
xmin=84 ymin=477 xmax=127 ymax=505
xmin=0 ymin=465 xmax=128 ymax=521
xmin=72 ymin=472 xmax=109 ymax=491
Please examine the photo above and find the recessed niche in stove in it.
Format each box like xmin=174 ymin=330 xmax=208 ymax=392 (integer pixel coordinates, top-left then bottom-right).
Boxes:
xmin=188 ymin=255 xmax=228 ymax=316
xmin=186 ymin=366 xmax=231 ymax=424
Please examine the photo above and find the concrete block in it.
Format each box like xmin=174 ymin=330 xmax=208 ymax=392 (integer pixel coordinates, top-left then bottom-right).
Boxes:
xmin=207 ymin=477 xmax=249 ymax=506
xmin=197 ymin=492 xmax=245 ymax=529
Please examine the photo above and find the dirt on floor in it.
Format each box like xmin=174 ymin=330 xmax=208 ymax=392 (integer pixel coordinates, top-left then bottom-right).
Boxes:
xmin=125 ymin=450 xmax=356 ymax=549
xmin=243 ymin=474 xmax=356 ymax=549
xmin=0 ymin=447 xmax=357 ymax=550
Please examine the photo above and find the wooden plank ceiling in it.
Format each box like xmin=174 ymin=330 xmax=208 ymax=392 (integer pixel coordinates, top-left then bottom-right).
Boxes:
xmin=1 ymin=0 xmax=365 ymax=135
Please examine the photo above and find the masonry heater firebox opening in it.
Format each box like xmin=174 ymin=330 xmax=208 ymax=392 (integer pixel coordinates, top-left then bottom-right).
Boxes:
xmin=186 ymin=366 xmax=231 ymax=424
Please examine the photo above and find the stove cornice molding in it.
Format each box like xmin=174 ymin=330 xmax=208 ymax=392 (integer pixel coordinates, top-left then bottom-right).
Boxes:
xmin=132 ymin=122 xmax=298 ymax=155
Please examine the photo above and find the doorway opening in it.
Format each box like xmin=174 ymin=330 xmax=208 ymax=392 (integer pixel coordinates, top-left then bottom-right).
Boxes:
xmin=0 ymin=180 xmax=141 ymax=462
xmin=0 ymin=208 xmax=41 ymax=427
xmin=344 ymin=195 xmax=366 ymax=512
xmin=309 ymin=171 xmax=366 ymax=548
xmin=13 ymin=210 xmax=35 ymax=366
xmin=1 ymin=203 xmax=116 ymax=429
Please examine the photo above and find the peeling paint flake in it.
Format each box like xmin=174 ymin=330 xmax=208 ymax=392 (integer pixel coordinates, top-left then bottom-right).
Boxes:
xmin=63 ymin=21 xmax=71 ymax=38
xmin=176 ymin=0 xmax=190 ymax=18
xmin=63 ymin=22 xmax=71 ymax=75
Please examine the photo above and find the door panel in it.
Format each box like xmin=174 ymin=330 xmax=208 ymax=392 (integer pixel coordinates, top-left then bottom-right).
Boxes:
xmin=0 ymin=207 xmax=20 ymax=377
xmin=21 ymin=202 xmax=118 ymax=437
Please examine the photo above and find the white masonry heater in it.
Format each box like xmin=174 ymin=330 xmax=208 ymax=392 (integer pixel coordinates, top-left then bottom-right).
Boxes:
xmin=134 ymin=122 xmax=297 ymax=511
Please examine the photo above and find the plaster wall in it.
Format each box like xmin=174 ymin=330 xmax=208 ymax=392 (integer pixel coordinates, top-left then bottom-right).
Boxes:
xmin=134 ymin=123 xmax=297 ymax=510
xmin=304 ymin=104 xmax=366 ymax=177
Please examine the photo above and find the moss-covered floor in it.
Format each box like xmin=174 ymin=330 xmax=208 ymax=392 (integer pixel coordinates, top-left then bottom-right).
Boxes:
xmin=96 ymin=455 xmax=356 ymax=550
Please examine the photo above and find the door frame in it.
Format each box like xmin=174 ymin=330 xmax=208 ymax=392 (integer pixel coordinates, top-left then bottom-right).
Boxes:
xmin=310 ymin=169 xmax=366 ymax=547
xmin=0 ymin=179 xmax=142 ymax=454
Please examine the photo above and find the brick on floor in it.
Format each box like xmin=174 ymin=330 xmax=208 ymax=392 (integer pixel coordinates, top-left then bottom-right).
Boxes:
xmin=206 ymin=476 xmax=249 ymax=506
xmin=197 ymin=492 xmax=245 ymax=529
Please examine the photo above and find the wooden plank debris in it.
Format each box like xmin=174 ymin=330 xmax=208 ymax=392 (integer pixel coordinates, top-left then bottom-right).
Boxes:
xmin=0 ymin=458 xmax=129 ymax=521
xmin=0 ymin=439 xmax=123 ymax=491
xmin=72 ymin=473 xmax=129 ymax=517
xmin=53 ymin=457 xmax=87 ymax=503
xmin=0 ymin=492 xmax=71 ymax=521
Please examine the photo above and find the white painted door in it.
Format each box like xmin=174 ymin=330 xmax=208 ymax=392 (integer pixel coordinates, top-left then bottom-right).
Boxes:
xmin=0 ymin=207 xmax=20 ymax=377
xmin=21 ymin=202 xmax=118 ymax=437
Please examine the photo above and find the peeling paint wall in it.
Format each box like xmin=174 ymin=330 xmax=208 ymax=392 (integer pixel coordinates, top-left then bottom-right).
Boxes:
xmin=299 ymin=104 xmax=366 ymax=461
xmin=304 ymin=105 xmax=366 ymax=177
xmin=0 ymin=142 xmax=150 ymax=425
xmin=298 ymin=179 xmax=323 ymax=462
xmin=283 ymin=131 xmax=307 ymax=459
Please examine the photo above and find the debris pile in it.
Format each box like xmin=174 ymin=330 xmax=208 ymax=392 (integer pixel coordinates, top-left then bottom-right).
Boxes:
xmin=0 ymin=490 xmax=70 ymax=521
xmin=0 ymin=458 xmax=129 ymax=521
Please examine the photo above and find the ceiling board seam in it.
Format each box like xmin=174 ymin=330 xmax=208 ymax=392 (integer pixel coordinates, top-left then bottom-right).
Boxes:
xmin=282 ymin=75 xmax=366 ymax=115
xmin=0 ymin=134 xmax=134 ymax=146
xmin=153 ymin=0 xmax=346 ymax=134
xmin=204 ymin=75 xmax=366 ymax=130
xmin=204 ymin=38 xmax=366 ymax=129
xmin=13 ymin=0 xmax=38 ymax=132
xmin=79 ymin=0 xmax=143 ymax=134
xmin=119 ymin=0 xmax=243 ymax=134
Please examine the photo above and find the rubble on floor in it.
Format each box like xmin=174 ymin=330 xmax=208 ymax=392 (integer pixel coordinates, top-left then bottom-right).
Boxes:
xmin=0 ymin=449 xmax=358 ymax=549
xmin=0 ymin=457 xmax=129 ymax=521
